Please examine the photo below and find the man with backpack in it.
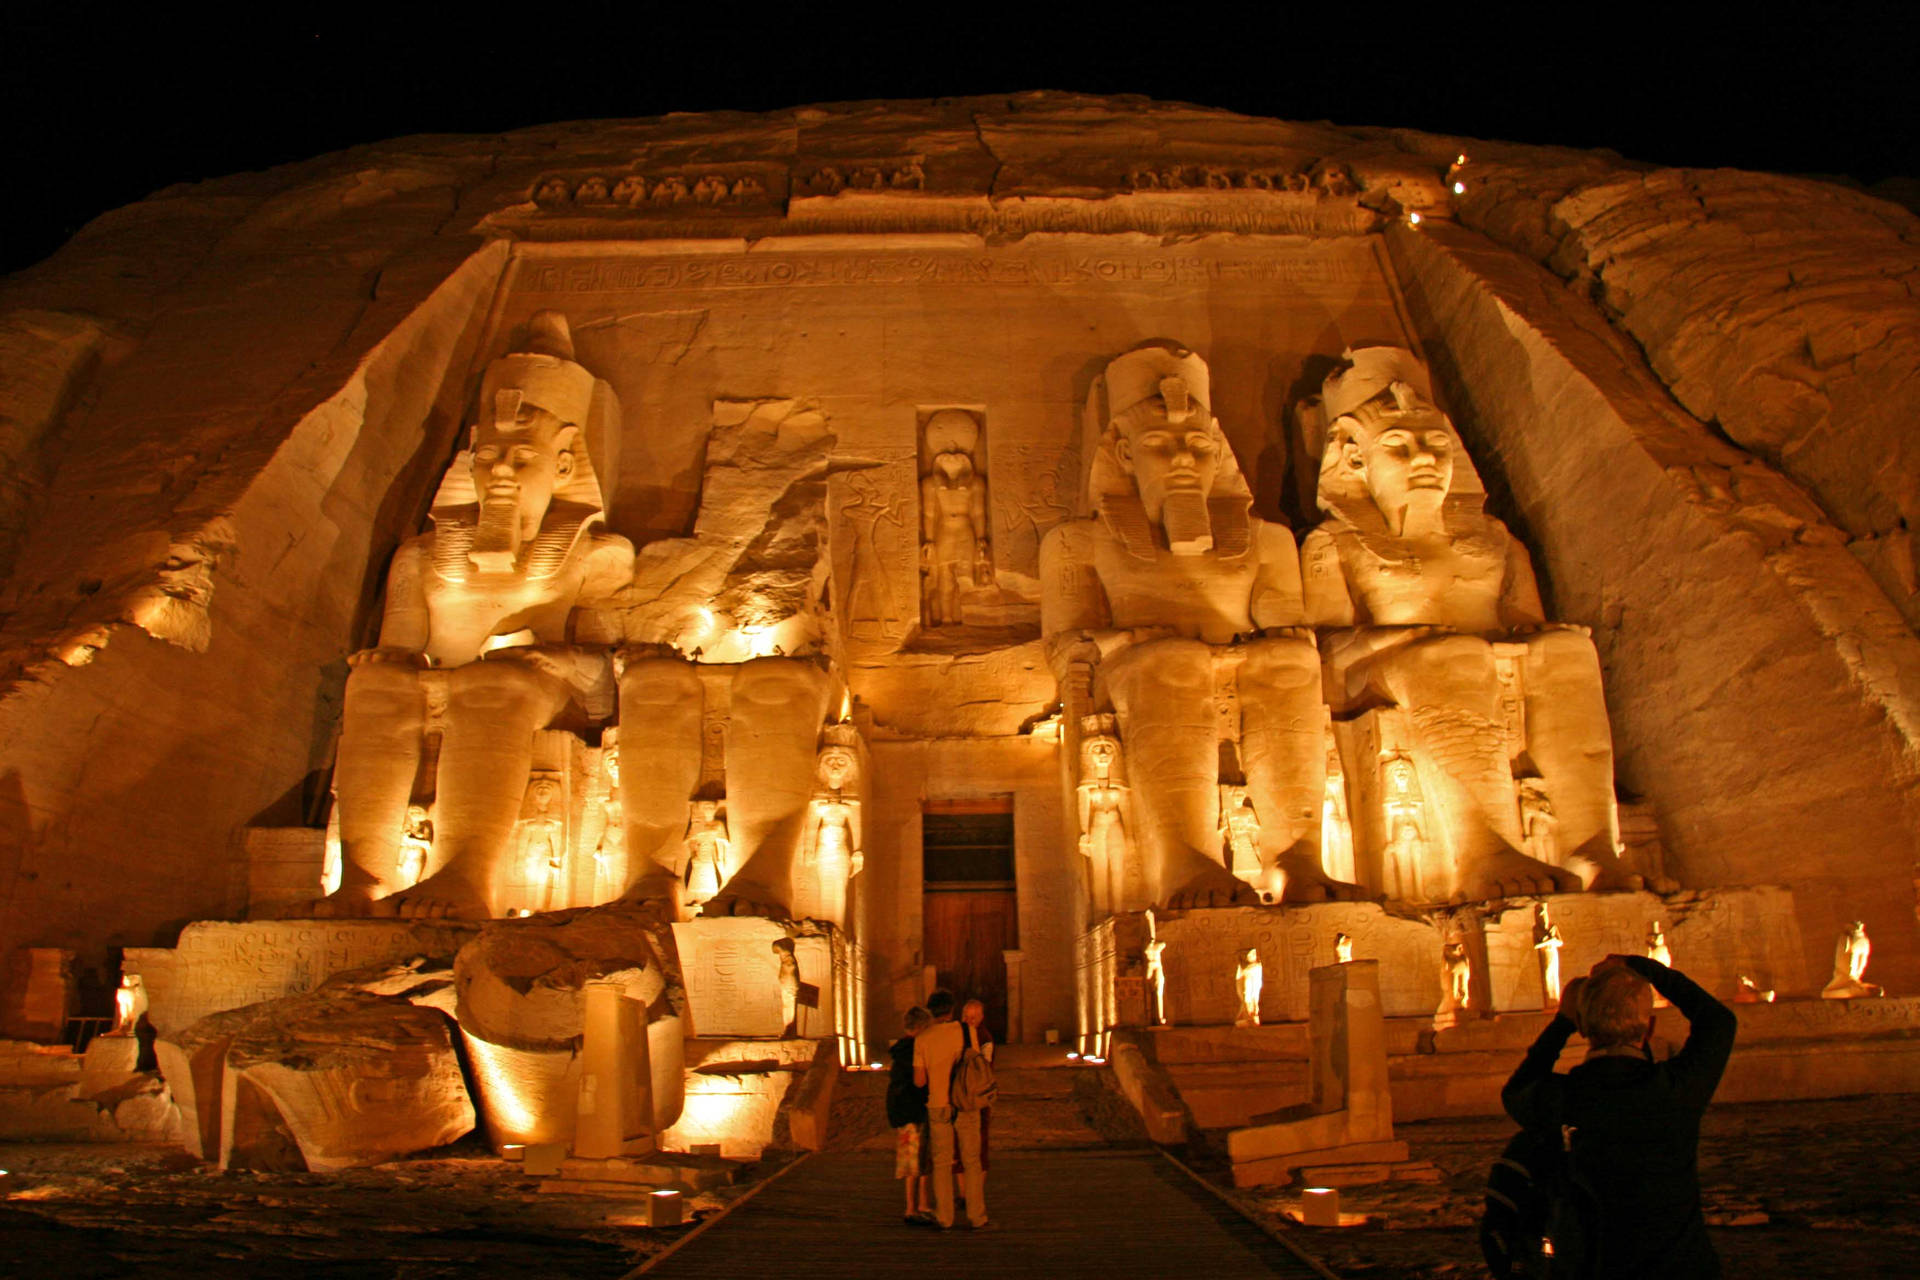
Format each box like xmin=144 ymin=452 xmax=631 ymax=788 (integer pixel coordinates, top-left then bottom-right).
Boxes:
xmin=1498 ymin=952 xmax=1737 ymax=1278
xmin=913 ymin=988 xmax=994 ymax=1230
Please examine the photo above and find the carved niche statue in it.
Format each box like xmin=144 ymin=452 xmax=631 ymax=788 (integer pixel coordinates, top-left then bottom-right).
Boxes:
xmin=1821 ymin=921 xmax=1883 ymax=999
xmin=1441 ymin=934 xmax=1472 ymax=1011
xmin=1302 ymin=347 xmax=1628 ymax=902
xmin=773 ymin=936 xmax=801 ymax=1036
xmin=1333 ymin=931 xmax=1354 ymax=964
xmin=1077 ymin=716 xmax=1132 ymax=917
xmin=322 ymin=311 xmax=634 ymax=918
xmin=1234 ymin=947 xmax=1263 ymax=1027
xmin=1042 ymin=341 xmax=1360 ymax=908
xmin=919 ymin=408 xmax=994 ymax=626
xmin=580 ymin=733 xmax=625 ymax=903
xmin=1645 ymin=921 xmax=1672 ymax=967
xmin=518 ymin=775 xmax=568 ymax=912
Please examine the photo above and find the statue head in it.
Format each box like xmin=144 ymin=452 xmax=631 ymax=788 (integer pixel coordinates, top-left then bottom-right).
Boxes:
xmin=694 ymin=799 xmax=720 ymax=822
xmin=1079 ymin=715 xmax=1125 ymax=781
xmin=1311 ymin=348 xmax=1482 ymax=533
xmin=817 ymin=744 xmax=858 ymax=792
xmin=1105 ymin=342 xmax=1224 ymax=546
xmin=474 ymin=321 xmax=588 ymax=526
xmin=924 ymin=408 xmax=980 ymax=460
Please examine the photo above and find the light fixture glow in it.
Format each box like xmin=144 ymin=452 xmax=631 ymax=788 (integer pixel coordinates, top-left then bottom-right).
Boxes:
xmin=1407 ymin=211 xmax=1423 ymax=226
xmin=1452 ymin=181 xmax=1466 ymax=195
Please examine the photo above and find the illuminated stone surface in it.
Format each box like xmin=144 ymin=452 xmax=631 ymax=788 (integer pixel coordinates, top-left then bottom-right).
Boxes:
xmin=2 ymin=96 xmax=1918 ymax=1175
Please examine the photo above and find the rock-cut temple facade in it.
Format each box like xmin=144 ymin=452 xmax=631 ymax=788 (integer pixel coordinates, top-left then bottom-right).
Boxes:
xmin=1 ymin=94 xmax=1917 ymax=1169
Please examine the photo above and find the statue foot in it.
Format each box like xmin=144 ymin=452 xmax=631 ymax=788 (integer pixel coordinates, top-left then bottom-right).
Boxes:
xmin=1275 ymin=853 xmax=1370 ymax=904
xmin=700 ymin=886 xmax=791 ymax=920
xmin=1565 ymin=834 xmax=1640 ymax=892
xmin=388 ymin=873 xmax=489 ymax=920
xmin=310 ymin=886 xmax=379 ymax=918
xmin=1164 ymin=860 xmax=1263 ymax=909
xmin=1456 ymin=849 xmax=1582 ymax=901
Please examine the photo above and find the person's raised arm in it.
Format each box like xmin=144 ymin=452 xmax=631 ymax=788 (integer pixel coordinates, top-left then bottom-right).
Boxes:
xmin=1502 ymin=978 xmax=1582 ymax=1128
xmin=1624 ymin=954 xmax=1736 ymax=1107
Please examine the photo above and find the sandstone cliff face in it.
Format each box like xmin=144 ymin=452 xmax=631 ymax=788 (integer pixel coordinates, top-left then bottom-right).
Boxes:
xmin=0 ymin=93 xmax=1913 ymax=989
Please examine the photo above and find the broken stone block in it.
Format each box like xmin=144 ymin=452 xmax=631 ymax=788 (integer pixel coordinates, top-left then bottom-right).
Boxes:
xmin=159 ymin=989 xmax=473 ymax=1171
xmin=454 ymin=901 xmax=686 ymax=1151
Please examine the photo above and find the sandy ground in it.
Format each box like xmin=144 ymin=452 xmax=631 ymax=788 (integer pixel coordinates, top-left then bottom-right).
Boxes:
xmin=1224 ymin=1094 xmax=1920 ymax=1278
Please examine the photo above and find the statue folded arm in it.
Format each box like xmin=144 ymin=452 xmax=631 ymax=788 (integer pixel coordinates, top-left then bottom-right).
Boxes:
xmin=362 ymin=540 xmax=432 ymax=660
xmin=1248 ymin=522 xmax=1308 ymax=633
xmin=1040 ymin=520 xmax=1118 ymax=680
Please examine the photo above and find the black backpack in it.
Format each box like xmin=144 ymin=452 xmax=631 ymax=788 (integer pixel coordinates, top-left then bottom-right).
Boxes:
xmin=1480 ymin=1126 xmax=1603 ymax=1279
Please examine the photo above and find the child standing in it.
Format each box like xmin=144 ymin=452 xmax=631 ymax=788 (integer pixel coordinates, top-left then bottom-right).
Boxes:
xmin=888 ymin=1006 xmax=934 ymax=1225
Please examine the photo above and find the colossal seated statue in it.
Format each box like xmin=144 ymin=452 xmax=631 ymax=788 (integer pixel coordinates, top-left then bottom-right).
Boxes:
xmin=322 ymin=312 xmax=634 ymax=918
xmin=1301 ymin=347 xmax=1628 ymax=900
xmin=1042 ymin=341 xmax=1360 ymax=907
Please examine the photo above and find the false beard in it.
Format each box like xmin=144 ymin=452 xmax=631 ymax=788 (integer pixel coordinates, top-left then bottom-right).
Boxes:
xmin=470 ymin=495 xmax=524 ymax=573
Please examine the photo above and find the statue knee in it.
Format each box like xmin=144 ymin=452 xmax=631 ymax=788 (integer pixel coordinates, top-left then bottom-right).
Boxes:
xmin=616 ymin=653 xmax=700 ymax=709
xmin=1099 ymin=638 xmax=1211 ymax=709
xmin=1524 ymin=627 xmax=1601 ymax=679
xmin=1383 ymin=634 xmax=1498 ymax=705
xmin=448 ymin=659 xmax=560 ymax=720
xmin=343 ymin=662 xmax=424 ymax=726
xmin=731 ymin=655 xmax=831 ymax=710
xmin=1239 ymin=637 xmax=1320 ymax=694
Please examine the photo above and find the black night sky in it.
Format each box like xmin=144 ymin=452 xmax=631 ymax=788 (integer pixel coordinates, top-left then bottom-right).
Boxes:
xmin=4 ymin=4 xmax=1916 ymax=276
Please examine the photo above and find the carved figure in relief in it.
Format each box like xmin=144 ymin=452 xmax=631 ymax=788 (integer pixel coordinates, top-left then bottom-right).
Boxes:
xmin=793 ymin=730 xmax=863 ymax=927
xmin=397 ymin=806 xmax=433 ymax=889
xmin=1821 ymin=921 xmax=1883 ymax=998
xmin=1533 ymin=902 xmax=1565 ymax=1003
xmin=920 ymin=410 xmax=994 ymax=627
xmin=1234 ymin=948 xmax=1263 ymax=1027
xmin=682 ymin=800 xmax=733 ymax=907
xmin=1077 ymin=719 xmax=1131 ymax=917
xmin=1143 ymin=908 xmax=1168 ymax=1026
xmin=1334 ymin=931 xmax=1353 ymax=964
xmin=1042 ymin=342 xmax=1359 ymax=908
xmin=842 ymin=472 xmax=907 ymax=641
xmin=773 ymin=937 xmax=801 ymax=1036
xmin=323 ymin=312 xmax=634 ymax=919
xmin=1302 ymin=348 xmax=1625 ymax=902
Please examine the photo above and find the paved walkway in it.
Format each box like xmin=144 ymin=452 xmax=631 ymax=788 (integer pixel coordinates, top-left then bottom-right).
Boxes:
xmin=639 ymin=1122 xmax=1326 ymax=1278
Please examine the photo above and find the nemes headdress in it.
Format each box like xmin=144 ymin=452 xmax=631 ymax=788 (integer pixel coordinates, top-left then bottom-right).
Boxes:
xmin=479 ymin=310 xmax=597 ymax=430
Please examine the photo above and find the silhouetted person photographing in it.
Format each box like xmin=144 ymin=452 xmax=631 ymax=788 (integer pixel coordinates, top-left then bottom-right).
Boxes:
xmin=1501 ymin=953 xmax=1737 ymax=1278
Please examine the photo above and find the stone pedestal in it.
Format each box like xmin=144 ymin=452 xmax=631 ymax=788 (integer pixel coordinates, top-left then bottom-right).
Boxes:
xmin=574 ymin=980 xmax=654 ymax=1159
xmin=1225 ymin=960 xmax=1407 ymax=1187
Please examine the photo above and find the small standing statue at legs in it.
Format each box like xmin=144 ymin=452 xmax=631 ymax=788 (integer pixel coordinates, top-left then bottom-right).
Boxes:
xmin=1234 ymin=947 xmax=1263 ymax=1027
xmin=1334 ymin=930 xmax=1354 ymax=964
xmin=398 ymin=805 xmax=433 ymax=889
xmin=682 ymin=800 xmax=732 ymax=909
xmin=1143 ymin=908 xmax=1168 ymax=1026
xmin=1646 ymin=921 xmax=1673 ymax=1007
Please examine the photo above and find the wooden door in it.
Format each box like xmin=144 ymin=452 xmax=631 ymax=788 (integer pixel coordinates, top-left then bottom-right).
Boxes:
xmin=923 ymin=887 xmax=1017 ymax=1045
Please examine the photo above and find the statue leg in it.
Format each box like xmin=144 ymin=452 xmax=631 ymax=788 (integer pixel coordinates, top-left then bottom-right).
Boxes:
xmin=1374 ymin=636 xmax=1579 ymax=899
xmin=395 ymin=660 xmax=571 ymax=918
xmin=706 ymin=659 xmax=834 ymax=918
xmin=1100 ymin=639 xmax=1254 ymax=908
xmin=325 ymin=661 xmax=426 ymax=910
xmin=615 ymin=655 xmax=704 ymax=916
xmin=1240 ymin=637 xmax=1362 ymax=902
xmin=1522 ymin=629 xmax=1634 ymax=889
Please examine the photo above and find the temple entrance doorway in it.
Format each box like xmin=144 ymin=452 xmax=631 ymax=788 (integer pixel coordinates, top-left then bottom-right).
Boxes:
xmin=922 ymin=799 xmax=1018 ymax=1044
